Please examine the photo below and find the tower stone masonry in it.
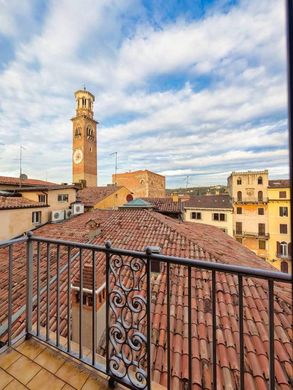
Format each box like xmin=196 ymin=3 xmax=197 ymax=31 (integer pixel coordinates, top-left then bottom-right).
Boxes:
xmin=71 ymin=89 xmax=98 ymax=187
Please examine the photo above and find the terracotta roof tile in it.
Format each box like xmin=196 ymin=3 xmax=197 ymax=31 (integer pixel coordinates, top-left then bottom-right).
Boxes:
xmin=0 ymin=196 xmax=48 ymax=210
xmin=0 ymin=176 xmax=57 ymax=187
xmin=268 ymin=179 xmax=290 ymax=188
xmin=0 ymin=208 xmax=291 ymax=390
xmin=77 ymin=186 xmax=125 ymax=207
xmin=140 ymin=197 xmax=181 ymax=213
xmin=185 ymin=194 xmax=232 ymax=209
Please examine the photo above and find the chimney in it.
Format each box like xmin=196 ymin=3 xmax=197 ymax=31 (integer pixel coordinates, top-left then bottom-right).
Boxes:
xmin=172 ymin=193 xmax=179 ymax=203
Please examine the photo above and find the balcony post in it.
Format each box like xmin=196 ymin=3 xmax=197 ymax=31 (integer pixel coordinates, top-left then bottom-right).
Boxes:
xmin=145 ymin=247 xmax=153 ymax=390
xmin=26 ymin=231 xmax=34 ymax=337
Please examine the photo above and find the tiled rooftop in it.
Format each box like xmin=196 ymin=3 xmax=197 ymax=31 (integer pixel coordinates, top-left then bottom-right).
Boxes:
xmin=0 ymin=176 xmax=57 ymax=187
xmin=0 ymin=209 xmax=292 ymax=389
xmin=0 ymin=338 xmax=116 ymax=389
xmin=140 ymin=197 xmax=182 ymax=213
xmin=268 ymin=179 xmax=290 ymax=188
xmin=77 ymin=186 xmax=124 ymax=207
xmin=14 ymin=185 xmax=77 ymax=192
xmin=0 ymin=196 xmax=48 ymax=210
xmin=184 ymin=194 xmax=232 ymax=209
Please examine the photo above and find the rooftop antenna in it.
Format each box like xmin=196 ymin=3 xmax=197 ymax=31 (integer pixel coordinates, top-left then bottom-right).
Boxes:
xmin=83 ymin=83 xmax=86 ymax=91
xmin=19 ymin=145 xmax=26 ymax=188
xmin=110 ymin=152 xmax=118 ymax=186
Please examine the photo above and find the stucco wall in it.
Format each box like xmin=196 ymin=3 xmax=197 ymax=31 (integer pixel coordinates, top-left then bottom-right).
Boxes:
xmin=228 ymin=171 xmax=268 ymax=201
xmin=267 ymin=187 xmax=291 ymax=273
xmin=184 ymin=207 xmax=233 ymax=237
xmin=22 ymin=188 xmax=76 ymax=222
xmin=94 ymin=187 xmax=132 ymax=209
xmin=0 ymin=207 xmax=48 ymax=240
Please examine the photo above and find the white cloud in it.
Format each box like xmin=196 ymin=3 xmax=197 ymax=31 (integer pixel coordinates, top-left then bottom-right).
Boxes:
xmin=0 ymin=0 xmax=289 ymax=187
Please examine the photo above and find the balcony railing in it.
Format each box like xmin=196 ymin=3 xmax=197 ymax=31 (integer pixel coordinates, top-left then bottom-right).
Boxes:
xmin=0 ymin=233 xmax=291 ymax=390
xmin=233 ymin=197 xmax=268 ymax=204
xmin=234 ymin=230 xmax=269 ymax=239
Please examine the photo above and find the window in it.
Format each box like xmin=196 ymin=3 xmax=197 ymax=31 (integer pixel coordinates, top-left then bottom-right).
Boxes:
xmin=258 ymin=191 xmax=263 ymax=201
xmin=75 ymin=127 xmax=81 ymax=137
xmin=279 ymin=191 xmax=286 ymax=198
xmin=257 ymin=176 xmax=263 ymax=185
xmin=32 ymin=211 xmax=41 ymax=224
xmin=212 ymin=213 xmax=226 ymax=221
xmin=191 ymin=212 xmax=201 ymax=220
xmin=58 ymin=194 xmax=69 ymax=202
xmin=236 ymin=222 xmax=242 ymax=234
xmin=236 ymin=207 xmax=242 ymax=214
xmin=258 ymin=223 xmax=265 ymax=235
xmin=237 ymin=191 xmax=242 ymax=201
xmin=237 ymin=177 xmax=242 ymax=185
xmin=279 ymin=207 xmax=288 ymax=217
xmin=88 ymin=296 xmax=93 ymax=307
xmin=281 ymin=261 xmax=289 ymax=273
xmin=280 ymin=224 xmax=288 ymax=234
xmin=87 ymin=126 xmax=94 ymax=137
xmin=38 ymin=194 xmax=46 ymax=203
xmin=280 ymin=242 xmax=288 ymax=256
xmin=258 ymin=208 xmax=264 ymax=215
xmin=259 ymin=240 xmax=266 ymax=250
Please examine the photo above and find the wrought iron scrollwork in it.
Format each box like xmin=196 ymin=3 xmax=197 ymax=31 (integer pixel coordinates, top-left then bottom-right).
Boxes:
xmin=108 ymin=254 xmax=148 ymax=389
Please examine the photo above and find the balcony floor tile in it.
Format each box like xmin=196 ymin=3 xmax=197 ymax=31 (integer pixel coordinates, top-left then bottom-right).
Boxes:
xmin=0 ymin=367 xmax=14 ymax=389
xmin=0 ymin=338 xmax=116 ymax=390
xmin=3 ymin=379 xmax=28 ymax=389
xmin=26 ymin=368 xmax=65 ymax=390
xmin=6 ymin=355 xmax=42 ymax=385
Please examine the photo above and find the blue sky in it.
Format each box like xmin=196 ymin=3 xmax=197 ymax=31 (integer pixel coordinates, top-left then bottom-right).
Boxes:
xmin=0 ymin=0 xmax=289 ymax=187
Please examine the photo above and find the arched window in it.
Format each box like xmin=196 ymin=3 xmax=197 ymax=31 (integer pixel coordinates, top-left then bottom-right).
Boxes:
xmin=258 ymin=176 xmax=263 ymax=184
xmin=82 ymin=98 xmax=86 ymax=107
xmin=86 ymin=126 xmax=94 ymax=141
xmin=281 ymin=261 xmax=288 ymax=273
xmin=280 ymin=241 xmax=288 ymax=257
xmin=237 ymin=191 xmax=242 ymax=201
xmin=75 ymin=127 xmax=81 ymax=137
xmin=258 ymin=191 xmax=263 ymax=201
xmin=237 ymin=177 xmax=242 ymax=185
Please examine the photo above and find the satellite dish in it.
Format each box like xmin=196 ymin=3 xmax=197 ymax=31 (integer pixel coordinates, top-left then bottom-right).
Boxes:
xmin=20 ymin=173 xmax=28 ymax=180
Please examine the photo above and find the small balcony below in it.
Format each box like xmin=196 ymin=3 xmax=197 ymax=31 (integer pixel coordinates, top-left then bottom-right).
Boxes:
xmin=233 ymin=197 xmax=268 ymax=204
xmin=234 ymin=230 xmax=269 ymax=239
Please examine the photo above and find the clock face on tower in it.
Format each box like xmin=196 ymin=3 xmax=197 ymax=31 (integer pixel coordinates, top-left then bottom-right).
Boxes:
xmin=73 ymin=149 xmax=83 ymax=164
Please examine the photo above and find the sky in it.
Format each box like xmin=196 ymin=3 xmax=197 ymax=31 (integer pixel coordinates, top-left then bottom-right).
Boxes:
xmin=0 ymin=0 xmax=289 ymax=188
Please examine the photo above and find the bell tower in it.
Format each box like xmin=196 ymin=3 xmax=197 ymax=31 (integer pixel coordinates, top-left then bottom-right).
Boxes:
xmin=71 ymin=88 xmax=98 ymax=187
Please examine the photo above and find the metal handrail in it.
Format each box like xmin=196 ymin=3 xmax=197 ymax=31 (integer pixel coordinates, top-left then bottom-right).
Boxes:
xmin=31 ymin=235 xmax=290 ymax=281
xmin=1 ymin=233 xmax=292 ymax=390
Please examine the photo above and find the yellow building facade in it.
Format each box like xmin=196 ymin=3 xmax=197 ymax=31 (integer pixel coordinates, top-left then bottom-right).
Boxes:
xmin=183 ymin=195 xmax=233 ymax=236
xmin=0 ymin=185 xmax=77 ymax=240
xmin=228 ymin=170 xmax=269 ymax=259
xmin=77 ymin=186 xmax=133 ymax=211
xmin=267 ymin=180 xmax=291 ymax=273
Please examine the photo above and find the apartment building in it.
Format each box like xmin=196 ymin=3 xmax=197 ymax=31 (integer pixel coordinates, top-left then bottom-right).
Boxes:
xmin=267 ymin=180 xmax=291 ymax=273
xmin=184 ymin=194 xmax=233 ymax=236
